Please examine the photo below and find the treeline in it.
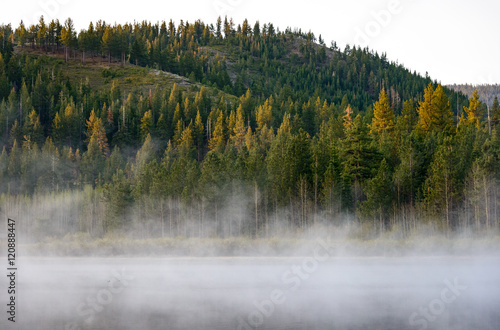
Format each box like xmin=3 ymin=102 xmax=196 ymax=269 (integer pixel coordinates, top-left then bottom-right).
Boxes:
xmin=1 ymin=17 xmax=470 ymax=110
xmin=0 ymin=77 xmax=498 ymax=239
xmin=448 ymin=83 xmax=500 ymax=108
xmin=0 ymin=18 xmax=498 ymax=240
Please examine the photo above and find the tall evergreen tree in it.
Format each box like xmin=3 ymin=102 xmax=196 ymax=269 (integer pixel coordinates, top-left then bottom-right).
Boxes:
xmin=464 ymin=90 xmax=483 ymax=129
xmin=371 ymin=88 xmax=394 ymax=135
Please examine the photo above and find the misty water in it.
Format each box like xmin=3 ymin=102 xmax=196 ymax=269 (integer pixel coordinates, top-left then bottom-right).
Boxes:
xmin=1 ymin=255 xmax=500 ymax=330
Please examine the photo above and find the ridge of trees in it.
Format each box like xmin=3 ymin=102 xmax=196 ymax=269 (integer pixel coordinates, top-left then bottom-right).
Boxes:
xmin=0 ymin=18 xmax=498 ymax=239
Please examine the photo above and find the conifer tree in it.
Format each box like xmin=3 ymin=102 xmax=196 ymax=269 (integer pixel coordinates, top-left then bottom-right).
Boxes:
xmin=464 ymin=90 xmax=483 ymax=129
xmin=81 ymin=135 xmax=104 ymax=188
xmin=371 ymin=88 xmax=394 ymax=135
xmin=60 ymin=18 xmax=75 ymax=62
xmin=140 ymin=110 xmax=153 ymax=141
xmin=431 ymin=84 xmax=454 ymax=131
xmin=209 ymin=110 xmax=225 ymax=150
xmin=491 ymin=96 xmax=500 ymax=129
xmin=230 ymin=105 xmax=246 ymax=151
xmin=256 ymin=96 xmax=273 ymax=132
xmin=417 ymin=83 xmax=435 ymax=132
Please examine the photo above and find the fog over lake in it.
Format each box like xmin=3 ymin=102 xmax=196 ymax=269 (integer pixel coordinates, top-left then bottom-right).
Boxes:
xmin=1 ymin=255 xmax=499 ymax=330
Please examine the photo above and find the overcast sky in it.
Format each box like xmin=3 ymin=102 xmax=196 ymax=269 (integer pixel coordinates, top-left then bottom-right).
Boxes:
xmin=1 ymin=0 xmax=498 ymax=85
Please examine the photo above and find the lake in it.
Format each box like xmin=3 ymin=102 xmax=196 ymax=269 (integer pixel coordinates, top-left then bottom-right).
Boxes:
xmin=1 ymin=256 xmax=499 ymax=329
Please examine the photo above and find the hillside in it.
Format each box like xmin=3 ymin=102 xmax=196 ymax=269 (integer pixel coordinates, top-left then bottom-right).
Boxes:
xmin=0 ymin=18 xmax=498 ymax=243
xmin=447 ymin=83 xmax=500 ymax=107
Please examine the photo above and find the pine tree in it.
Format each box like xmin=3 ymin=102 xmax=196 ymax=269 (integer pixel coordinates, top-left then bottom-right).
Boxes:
xmin=491 ymin=96 xmax=500 ymax=129
xmin=491 ymin=96 xmax=500 ymax=128
xmin=134 ymin=133 xmax=155 ymax=176
xmin=86 ymin=109 xmax=110 ymax=156
xmin=24 ymin=109 xmax=44 ymax=146
xmin=81 ymin=135 xmax=104 ymax=188
xmin=256 ymin=96 xmax=273 ymax=132
xmin=342 ymin=114 xmax=380 ymax=183
xmin=156 ymin=113 xmax=170 ymax=141
xmin=60 ymin=18 xmax=75 ymax=62
xmin=342 ymin=105 xmax=353 ymax=132
xmin=360 ymin=159 xmax=393 ymax=229
xmin=417 ymin=83 xmax=435 ymax=132
xmin=371 ymin=88 xmax=394 ymax=135
xmin=178 ymin=120 xmax=194 ymax=153
xmin=423 ymin=136 xmax=456 ymax=228
xmin=395 ymin=99 xmax=417 ymax=135
xmin=431 ymin=84 xmax=454 ymax=131
xmin=230 ymin=104 xmax=246 ymax=151
xmin=37 ymin=16 xmax=47 ymax=51
xmin=464 ymin=90 xmax=483 ymax=129
xmin=417 ymin=83 xmax=454 ymax=133
xmin=209 ymin=110 xmax=225 ymax=150
xmin=104 ymin=146 xmax=125 ymax=181
xmin=9 ymin=120 xmax=22 ymax=146
xmin=51 ymin=112 xmax=64 ymax=145
xmin=140 ymin=110 xmax=153 ymax=141
xmin=103 ymin=169 xmax=133 ymax=232
xmin=194 ymin=110 xmax=204 ymax=150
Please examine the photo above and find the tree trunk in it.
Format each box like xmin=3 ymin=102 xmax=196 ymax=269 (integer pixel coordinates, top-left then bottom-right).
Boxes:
xmin=254 ymin=181 xmax=258 ymax=237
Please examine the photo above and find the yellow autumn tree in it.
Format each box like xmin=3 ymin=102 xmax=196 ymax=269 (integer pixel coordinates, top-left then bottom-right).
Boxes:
xmin=256 ymin=95 xmax=273 ymax=131
xmin=417 ymin=83 xmax=453 ymax=132
xmin=371 ymin=88 xmax=394 ymax=135
xmin=209 ymin=110 xmax=225 ymax=150
xmin=140 ymin=110 xmax=153 ymax=141
xmin=417 ymin=83 xmax=435 ymax=132
xmin=230 ymin=104 xmax=247 ymax=151
xmin=343 ymin=105 xmax=353 ymax=132
xmin=464 ymin=90 xmax=482 ymax=128
xmin=86 ymin=109 xmax=110 ymax=156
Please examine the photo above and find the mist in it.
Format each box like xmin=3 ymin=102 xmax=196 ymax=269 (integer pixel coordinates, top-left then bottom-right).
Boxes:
xmin=0 ymin=253 xmax=499 ymax=330
xmin=0 ymin=186 xmax=499 ymax=329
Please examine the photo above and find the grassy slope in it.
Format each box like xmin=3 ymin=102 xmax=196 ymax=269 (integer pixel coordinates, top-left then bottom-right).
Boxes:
xmin=19 ymin=47 xmax=238 ymax=102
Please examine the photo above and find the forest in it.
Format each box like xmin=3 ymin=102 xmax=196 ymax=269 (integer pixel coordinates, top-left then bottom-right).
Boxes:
xmin=447 ymin=83 xmax=500 ymax=108
xmin=0 ymin=17 xmax=499 ymax=244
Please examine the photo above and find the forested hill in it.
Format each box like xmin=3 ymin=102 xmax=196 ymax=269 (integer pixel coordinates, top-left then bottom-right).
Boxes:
xmin=447 ymin=84 xmax=500 ymax=107
xmin=0 ymin=18 xmax=498 ymax=241
xmin=0 ymin=17 xmax=470 ymax=116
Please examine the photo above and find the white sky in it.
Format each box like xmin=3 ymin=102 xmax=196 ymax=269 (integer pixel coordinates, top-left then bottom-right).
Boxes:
xmin=1 ymin=0 xmax=498 ymax=85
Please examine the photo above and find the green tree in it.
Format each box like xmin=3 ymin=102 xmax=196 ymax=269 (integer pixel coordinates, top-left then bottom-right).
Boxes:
xmin=60 ymin=18 xmax=75 ymax=62
xmin=491 ymin=96 xmax=500 ymax=129
xmin=431 ymin=84 xmax=454 ymax=131
xmin=360 ymin=159 xmax=393 ymax=230
xmin=395 ymin=99 xmax=417 ymax=136
xmin=101 ymin=26 xmax=114 ymax=64
xmin=422 ymin=136 xmax=456 ymax=228
xmin=24 ymin=109 xmax=44 ymax=146
xmin=81 ymin=135 xmax=105 ymax=188
xmin=140 ymin=110 xmax=154 ymax=141
xmin=103 ymin=169 xmax=133 ymax=232
xmin=341 ymin=114 xmax=380 ymax=205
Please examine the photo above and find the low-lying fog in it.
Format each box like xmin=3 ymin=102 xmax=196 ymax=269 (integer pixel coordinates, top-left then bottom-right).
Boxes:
xmin=1 ymin=255 xmax=499 ymax=330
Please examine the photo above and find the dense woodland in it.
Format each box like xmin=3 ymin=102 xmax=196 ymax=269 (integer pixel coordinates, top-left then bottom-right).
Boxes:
xmin=0 ymin=17 xmax=499 ymax=241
